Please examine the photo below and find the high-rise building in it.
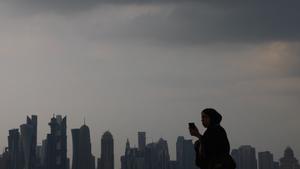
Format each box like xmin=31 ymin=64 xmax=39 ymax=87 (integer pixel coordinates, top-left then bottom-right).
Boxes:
xmin=121 ymin=138 xmax=145 ymax=169
xmin=40 ymin=139 xmax=48 ymax=167
xmin=27 ymin=115 xmax=37 ymax=153
xmin=71 ymin=129 xmax=80 ymax=169
xmin=145 ymin=138 xmax=170 ymax=169
xmin=18 ymin=115 xmax=38 ymax=169
xmin=98 ymin=131 xmax=114 ymax=169
xmin=20 ymin=124 xmax=35 ymax=169
xmin=26 ymin=115 xmax=38 ymax=169
xmin=273 ymin=161 xmax=280 ymax=169
xmin=36 ymin=145 xmax=43 ymax=169
xmin=231 ymin=149 xmax=240 ymax=169
xmin=138 ymin=132 xmax=146 ymax=151
xmin=0 ymin=148 xmax=10 ymax=169
xmin=232 ymin=145 xmax=257 ymax=169
xmin=169 ymin=160 xmax=178 ymax=169
xmin=279 ymin=147 xmax=300 ymax=169
xmin=121 ymin=133 xmax=170 ymax=169
xmin=258 ymin=151 xmax=273 ymax=169
xmin=8 ymin=129 xmax=22 ymax=169
xmin=44 ymin=115 xmax=67 ymax=169
xmin=176 ymin=136 xmax=197 ymax=169
xmin=71 ymin=124 xmax=95 ymax=169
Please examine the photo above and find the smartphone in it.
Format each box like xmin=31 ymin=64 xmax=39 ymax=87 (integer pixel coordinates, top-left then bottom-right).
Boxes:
xmin=189 ymin=122 xmax=196 ymax=129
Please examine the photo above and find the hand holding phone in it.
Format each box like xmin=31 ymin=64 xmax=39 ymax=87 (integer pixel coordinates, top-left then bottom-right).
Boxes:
xmin=188 ymin=122 xmax=200 ymax=137
xmin=189 ymin=122 xmax=196 ymax=129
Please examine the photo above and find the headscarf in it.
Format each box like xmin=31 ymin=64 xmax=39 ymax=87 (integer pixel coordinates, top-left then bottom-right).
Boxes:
xmin=202 ymin=108 xmax=222 ymax=126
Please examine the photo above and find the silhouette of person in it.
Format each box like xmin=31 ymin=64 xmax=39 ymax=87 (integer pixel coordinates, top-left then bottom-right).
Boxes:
xmin=189 ymin=108 xmax=236 ymax=169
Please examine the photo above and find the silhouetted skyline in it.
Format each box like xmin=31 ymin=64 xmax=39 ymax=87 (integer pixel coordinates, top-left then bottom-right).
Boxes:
xmin=0 ymin=115 xmax=299 ymax=169
xmin=0 ymin=1 xmax=300 ymax=169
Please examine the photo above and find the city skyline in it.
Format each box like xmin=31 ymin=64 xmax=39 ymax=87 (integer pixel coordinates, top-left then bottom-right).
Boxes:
xmin=0 ymin=1 xmax=300 ymax=169
xmin=0 ymin=114 xmax=299 ymax=169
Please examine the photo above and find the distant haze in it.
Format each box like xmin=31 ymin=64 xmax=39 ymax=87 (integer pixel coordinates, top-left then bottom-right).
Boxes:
xmin=0 ymin=1 xmax=300 ymax=169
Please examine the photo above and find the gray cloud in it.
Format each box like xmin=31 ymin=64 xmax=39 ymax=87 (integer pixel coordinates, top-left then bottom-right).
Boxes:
xmin=5 ymin=0 xmax=193 ymax=15
xmin=4 ymin=0 xmax=300 ymax=44
xmin=111 ymin=1 xmax=300 ymax=45
xmin=0 ymin=0 xmax=300 ymax=166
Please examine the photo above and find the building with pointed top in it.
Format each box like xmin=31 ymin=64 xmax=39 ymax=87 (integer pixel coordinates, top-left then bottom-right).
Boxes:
xmin=77 ymin=124 xmax=95 ymax=169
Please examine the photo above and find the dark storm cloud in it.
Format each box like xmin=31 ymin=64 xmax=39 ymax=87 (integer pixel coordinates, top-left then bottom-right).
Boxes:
xmin=109 ymin=0 xmax=300 ymax=45
xmin=6 ymin=0 xmax=194 ymax=14
xmin=1 ymin=0 xmax=300 ymax=164
xmin=5 ymin=0 xmax=300 ymax=43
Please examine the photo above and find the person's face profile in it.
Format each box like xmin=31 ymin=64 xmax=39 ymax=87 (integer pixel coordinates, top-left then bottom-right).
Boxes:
xmin=201 ymin=112 xmax=210 ymax=128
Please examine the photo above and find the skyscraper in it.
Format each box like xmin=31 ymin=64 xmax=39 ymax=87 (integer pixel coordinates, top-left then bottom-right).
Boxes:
xmin=75 ymin=124 xmax=95 ymax=169
xmin=8 ymin=129 xmax=22 ymax=169
xmin=20 ymin=124 xmax=35 ymax=169
xmin=121 ymin=137 xmax=146 ymax=169
xmin=26 ymin=115 xmax=38 ymax=169
xmin=232 ymin=145 xmax=257 ymax=169
xmin=99 ymin=131 xmax=114 ymax=169
xmin=44 ymin=115 xmax=68 ymax=169
xmin=0 ymin=148 xmax=9 ymax=169
xmin=231 ymin=149 xmax=240 ymax=169
xmin=169 ymin=160 xmax=178 ymax=169
xmin=176 ymin=136 xmax=197 ymax=169
xmin=71 ymin=129 xmax=80 ymax=169
xmin=258 ymin=151 xmax=273 ymax=169
xmin=17 ymin=115 xmax=37 ymax=169
xmin=121 ymin=132 xmax=171 ymax=169
xmin=120 ymin=145 xmax=140 ymax=169
xmin=138 ymin=132 xmax=146 ymax=151
xmin=279 ymin=147 xmax=300 ymax=169
xmin=40 ymin=139 xmax=48 ymax=168
xmin=145 ymin=138 xmax=170 ymax=169
xmin=36 ymin=145 xmax=44 ymax=169
xmin=273 ymin=162 xmax=280 ymax=169
xmin=27 ymin=115 xmax=37 ymax=154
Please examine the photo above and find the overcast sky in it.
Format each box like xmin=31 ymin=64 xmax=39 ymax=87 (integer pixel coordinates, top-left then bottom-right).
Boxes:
xmin=0 ymin=0 xmax=300 ymax=168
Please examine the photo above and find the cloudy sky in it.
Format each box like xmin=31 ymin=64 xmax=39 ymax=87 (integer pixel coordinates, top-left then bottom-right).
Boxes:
xmin=0 ymin=0 xmax=300 ymax=168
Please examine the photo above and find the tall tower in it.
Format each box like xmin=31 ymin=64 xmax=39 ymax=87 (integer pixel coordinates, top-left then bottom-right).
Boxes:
xmin=27 ymin=115 xmax=37 ymax=151
xmin=238 ymin=145 xmax=257 ymax=169
xmin=138 ymin=132 xmax=146 ymax=151
xmin=26 ymin=115 xmax=37 ymax=169
xmin=8 ymin=129 xmax=22 ymax=169
xmin=176 ymin=136 xmax=184 ymax=169
xmin=45 ymin=115 xmax=67 ymax=169
xmin=145 ymin=138 xmax=170 ymax=169
xmin=176 ymin=136 xmax=197 ymax=169
xmin=258 ymin=151 xmax=273 ymax=169
xmin=71 ymin=129 xmax=80 ymax=169
xmin=99 ymin=131 xmax=114 ymax=169
xmin=20 ymin=124 xmax=34 ymax=169
xmin=78 ymin=124 xmax=94 ymax=169
xmin=231 ymin=149 xmax=240 ymax=169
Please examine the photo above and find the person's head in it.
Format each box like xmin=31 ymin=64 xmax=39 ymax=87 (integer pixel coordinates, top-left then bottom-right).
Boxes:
xmin=201 ymin=108 xmax=222 ymax=128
